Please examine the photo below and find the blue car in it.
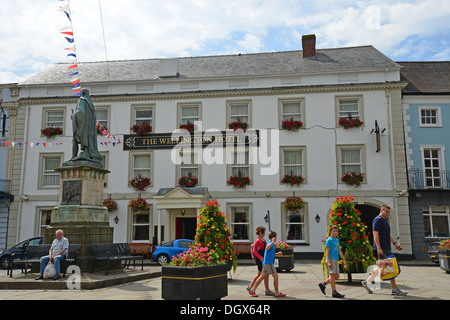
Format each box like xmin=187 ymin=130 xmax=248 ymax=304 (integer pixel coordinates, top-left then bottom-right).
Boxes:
xmin=152 ymin=239 xmax=193 ymax=265
xmin=0 ymin=236 xmax=44 ymax=269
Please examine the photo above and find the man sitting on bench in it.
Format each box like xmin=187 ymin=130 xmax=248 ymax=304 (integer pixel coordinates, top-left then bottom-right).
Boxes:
xmin=35 ymin=230 xmax=70 ymax=281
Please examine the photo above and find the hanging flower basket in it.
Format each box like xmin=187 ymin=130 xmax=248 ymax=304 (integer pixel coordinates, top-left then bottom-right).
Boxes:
xmin=227 ymin=170 xmax=251 ymax=189
xmin=129 ymin=175 xmax=151 ymax=191
xmin=128 ymin=198 xmax=148 ymax=212
xmin=131 ymin=123 xmax=152 ymax=136
xmin=281 ymin=174 xmax=305 ymax=186
xmin=339 ymin=117 xmax=363 ymax=129
xmin=283 ymin=196 xmax=305 ymax=212
xmin=341 ymin=172 xmax=365 ymax=186
xmin=178 ymin=173 xmax=198 ymax=188
xmin=41 ymin=127 xmax=63 ymax=139
xmin=179 ymin=121 xmax=197 ymax=134
xmin=281 ymin=118 xmax=303 ymax=131
xmin=103 ymin=198 xmax=118 ymax=212
xmin=228 ymin=119 xmax=248 ymax=131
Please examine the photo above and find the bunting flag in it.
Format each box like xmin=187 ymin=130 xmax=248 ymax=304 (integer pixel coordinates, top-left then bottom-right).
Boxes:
xmin=58 ymin=0 xmax=81 ymax=96
xmin=0 ymin=138 xmax=121 ymax=149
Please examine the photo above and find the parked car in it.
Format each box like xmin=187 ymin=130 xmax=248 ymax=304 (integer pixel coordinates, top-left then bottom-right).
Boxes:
xmin=427 ymin=241 xmax=441 ymax=264
xmin=152 ymin=239 xmax=193 ymax=266
xmin=0 ymin=236 xmax=44 ymax=269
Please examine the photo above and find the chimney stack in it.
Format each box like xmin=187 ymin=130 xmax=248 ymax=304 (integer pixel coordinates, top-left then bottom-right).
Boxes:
xmin=302 ymin=34 xmax=316 ymax=59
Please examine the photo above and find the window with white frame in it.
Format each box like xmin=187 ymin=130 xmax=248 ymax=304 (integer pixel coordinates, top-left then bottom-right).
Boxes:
xmin=179 ymin=104 xmax=200 ymax=126
xmin=132 ymin=209 xmax=150 ymax=242
xmin=337 ymin=145 xmax=365 ymax=182
xmin=40 ymin=154 xmax=62 ymax=188
xmin=96 ymin=108 xmax=109 ymax=132
xmin=131 ymin=153 xmax=152 ymax=184
xmin=282 ymin=148 xmax=304 ymax=177
xmin=336 ymin=96 xmax=363 ymax=125
xmin=133 ymin=106 xmax=153 ymax=127
xmin=419 ymin=106 xmax=441 ymax=127
xmin=39 ymin=209 xmax=53 ymax=236
xmin=228 ymin=148 xmax=251 ymax=179
xmin=284 ymin=207 xmax=306 ymax=242
xmin=229 ymin=205 xmax=250 ymax=241
xmin=423 ymin=206 xmax=450 ymax=238
xmin=422 ymin=148 xmax=444 ymax=188
xmin=227 ymin=100 xmax=251 ymax=127
xmin=177 ymin=150 xmax=200 ymax=184
xmin=280 ymin=99 xmax=303 ymax=122
xmin=44 ymin=109 xmax=64 ymax=128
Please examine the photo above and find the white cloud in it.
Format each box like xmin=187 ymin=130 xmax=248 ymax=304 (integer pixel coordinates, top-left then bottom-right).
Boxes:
xmin=0 ymin=0 xmax=448 ymax=84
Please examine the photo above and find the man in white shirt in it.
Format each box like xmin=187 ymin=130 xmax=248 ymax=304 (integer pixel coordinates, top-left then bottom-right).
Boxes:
xmin=36 ymin=229 xmax=69 ymax=280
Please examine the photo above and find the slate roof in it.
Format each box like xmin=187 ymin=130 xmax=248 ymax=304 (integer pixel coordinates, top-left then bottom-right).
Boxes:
xmin=398 ymin=61 xmax=450 ymax=94
xmin=19 ymin=45 xmax=401 ymax=86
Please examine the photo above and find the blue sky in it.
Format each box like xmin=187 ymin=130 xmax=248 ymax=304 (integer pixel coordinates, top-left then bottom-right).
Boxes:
xmin=0 ymin=0 xmax=449 ymax=84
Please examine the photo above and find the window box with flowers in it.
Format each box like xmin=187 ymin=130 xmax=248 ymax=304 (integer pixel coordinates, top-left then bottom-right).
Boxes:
xmin=227 ymin=170 xmax=251 ymax=189
xmin=131 ymin=123 xmax=152 ymax=136
xmin=178 ymin=173 xmax=198 ymax=188
xmin=228 ymin=119 xmax=248 ymax=132
xmin=283 ymin=196 xmax=305 ymax=212
xmin=128 ymin=198 xmax=148 ymax=212
xmin=281 ymin=174 xmax=305 ymax=186
xmin=179 ymin=121 xmax=197 ymax=134
xmin=41 ymin=127 xmax=63 ymax=139
xmin=281 ymin=118 xmax=303 ymax=132
xmin=341 ymin=172 xmax=365 ymax=186
xmin=438 ymin=239 xmax=450 ymax=274
xmin=129 ymin=175 xmax=151 ymax=191
xmin=274 ymin=241 xmax=295 ymax=272
xmin=339 ymin=117 xmax=363 ymax=129
xmin=103 ymin=198 xmax=118 ymax=212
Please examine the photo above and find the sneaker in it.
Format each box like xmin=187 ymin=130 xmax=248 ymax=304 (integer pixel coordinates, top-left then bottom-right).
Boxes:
xmin=35 ymin=275 xmax=44 ymax=280
xmin=318 ymin=282 xmax=326 ymax=295
xmin=265 ymin=290 xmax=275 ymax=296
xmin=361 ymin=280 xmax=373 ymax=294
xmin=392 ymin=288 xmax=408 ymax=296
xmin=332 ymin=291 xmax=345 ymax=298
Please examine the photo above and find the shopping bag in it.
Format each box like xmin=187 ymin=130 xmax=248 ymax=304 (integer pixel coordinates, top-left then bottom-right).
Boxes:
xmin=43 ymin=261 xmax=56 ymax=279
xmin=378 ymin=254 xmax=400 ymax=281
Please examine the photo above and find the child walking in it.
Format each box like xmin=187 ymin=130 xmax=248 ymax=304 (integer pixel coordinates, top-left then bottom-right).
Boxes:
xmin=248 ymin=230 xmax=286 ymax=298
xmin=318 ymin=225 xmax=347 ymax=298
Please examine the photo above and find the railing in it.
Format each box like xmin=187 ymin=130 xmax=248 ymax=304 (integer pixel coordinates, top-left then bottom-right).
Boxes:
xmin=408 ymin=169 xmax=450 ymax=190
xmin=0 ymin=179 xmax=11 ymax=194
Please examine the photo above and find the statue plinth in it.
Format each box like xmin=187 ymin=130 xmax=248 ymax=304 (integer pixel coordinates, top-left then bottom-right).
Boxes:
xmin=46 ymin=165 xmax=118 ymax=272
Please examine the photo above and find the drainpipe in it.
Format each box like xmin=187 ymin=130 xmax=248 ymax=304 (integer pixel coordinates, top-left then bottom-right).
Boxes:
xmin=17 ymin=104 xmax=30 ymax=241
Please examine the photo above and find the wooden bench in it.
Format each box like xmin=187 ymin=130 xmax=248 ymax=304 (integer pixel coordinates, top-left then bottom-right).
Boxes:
xmin=8 ymin=244 xmax=81 ymax=278
xmin=128 ymin=243 xmax=152 ymax=259
xmin=91 ymin=243 xmax=144 ymax=275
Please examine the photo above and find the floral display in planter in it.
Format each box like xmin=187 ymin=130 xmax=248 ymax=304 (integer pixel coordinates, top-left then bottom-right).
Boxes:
xmin=283 ymin=196 xmax=305 ymax=212
xmin=128 ymin=198 xmax=148 ymax=212
xmin=339 ymin=117 xmax=363 ymax=129
xmin=195 ymin=200 xmax=238 ymax=272
xmin=275 ymin=241 xmax=294 ymax=250
xmin=438 ymin=239 xmax=450 ymax=273
xmin=281 ymin=118 xmax=303 ymax=131
xmin=228 ymin=119 xmax=249 ymax=131
xmin=129 ymin=175 xmax=151 ymax=191
xmin=178 ymin=121 xmax=197 ymax=134
xmin=321 ymin=196 xmax=376 ymax=281
xmin=178 ymin=172 xmax=198 ymax=188
xmin=275 ymin=241 xmax=295 ymax=272
xmin=41 ymin=127 xmax=63 ymax=139
xmin=227 ymin=170 xmax=251 ymax=189
xmin=169 ymin=245 xmax=221 ymax=267
xmin=281 ymin=173 xmax=305 ymax=186
xmin=103 ymin=198 xmax=118 ymax=212
xmin=341 ymin=172 xmax=365 ymax=186
xmin=131 ymin=123 xmax=152 ymax=136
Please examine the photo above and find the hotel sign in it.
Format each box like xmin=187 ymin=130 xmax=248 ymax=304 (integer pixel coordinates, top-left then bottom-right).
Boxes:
xmin=124 ymin=130 xmax=260 ymax=151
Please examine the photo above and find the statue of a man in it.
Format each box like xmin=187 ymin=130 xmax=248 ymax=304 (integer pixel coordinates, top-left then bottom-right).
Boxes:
xmin=70 ymin=88 xmax=103 ymax=167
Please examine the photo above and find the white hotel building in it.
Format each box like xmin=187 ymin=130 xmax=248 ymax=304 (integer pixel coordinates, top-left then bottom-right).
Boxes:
xmin=8 ymin=36 xmax=411 ymax=258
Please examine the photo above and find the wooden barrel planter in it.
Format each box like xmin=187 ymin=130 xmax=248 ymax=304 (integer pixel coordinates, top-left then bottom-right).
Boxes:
xmin=438 ymin=249 xmax=450 ymax=274
xmin=276 ymin=249 xmax=295 ymax=272
xmin=161 ymin=263 xmax=228 ymax=300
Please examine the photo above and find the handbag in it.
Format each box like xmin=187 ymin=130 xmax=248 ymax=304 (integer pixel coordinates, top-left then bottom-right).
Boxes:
xmin=378 ymin=254 xmax=400 ymax=281
xmin=43 ymin=261 xmax=56 ymax=278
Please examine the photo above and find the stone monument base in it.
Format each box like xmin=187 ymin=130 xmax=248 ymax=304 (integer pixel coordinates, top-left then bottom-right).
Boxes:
xmin=45 ymin=205 xmax=118 ymax=273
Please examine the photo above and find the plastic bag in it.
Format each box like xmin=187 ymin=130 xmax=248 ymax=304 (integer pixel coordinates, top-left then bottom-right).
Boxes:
xmin=43 ymin=261 xmax=56 ymax=278
xmin=378 ymin=254 xmax=400 ymax=281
